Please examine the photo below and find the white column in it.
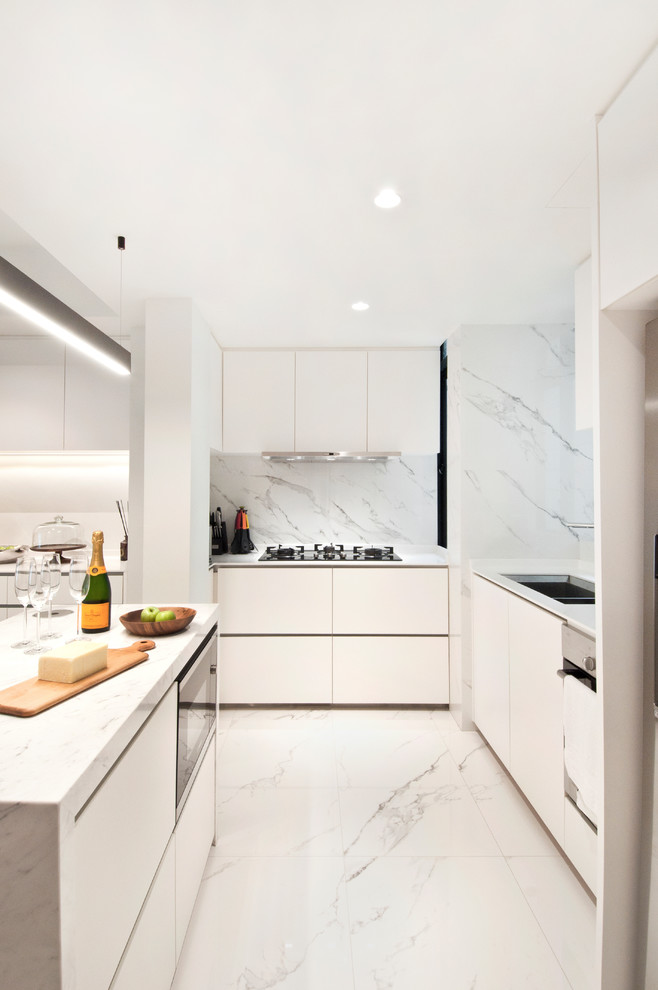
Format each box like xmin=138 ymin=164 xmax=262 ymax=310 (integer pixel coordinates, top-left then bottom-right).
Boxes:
xmin=128 ymin=299 xmax=214 ymax=604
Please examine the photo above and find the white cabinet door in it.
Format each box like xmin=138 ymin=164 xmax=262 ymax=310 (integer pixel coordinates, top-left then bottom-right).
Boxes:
xmin=220 ymin=636 xmax=333 ymax=703
xmin=333 ymin=636 xmax=449 ymax=704
xmin=333 ymin=568 xmax=448 ymax=635
xmin=508 ymin=595 xmax=565 ymax=844
xmin=598 ymin=46 xmax=658 ymax=307
xmin=367 ymin=350 xmax=440 ymax=453
xmin=0 ymin=337 xmax=65 ymax=449
xmin=223 ymin=351 xmax=295 ymax=452
xmin=74 ymin=685 xmax=177 ymax=990
xmin=471 ymin=576 xmax=511 ymax=768
xmin=110 ymin=837 xmax=176 ymax=990
xmin=64 ymin=347 xmax=130 ymax=449
xmin=175 ymin=736 xmax=216 ymax=958
xmin=217 ymin=567 xmax=332 ymax=633
xmin=295 ymin=351 xmax=367 ymax=450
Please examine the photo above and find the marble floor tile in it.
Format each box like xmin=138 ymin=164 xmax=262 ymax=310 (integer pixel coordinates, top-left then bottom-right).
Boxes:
xmin=331 ymin=707 xmax=440 ymax=731
xmin=345 ymin=856 xmax=573 ymax=990
xmin=339 ymin=754 xmax=501 ymax=857
xmin=507 ymin=856 xmax=597 ymax=990
xmin=217 ymin=728 xmax=338 ymax=788
xmin=214 ymin=786 xmax=343 ymax=857
xmin=220 ymin=706 xmax=334 ymax=730
xmin=447 ymin=729 xmax=559 ymax=856
xmin=172 ymin=856 xmax=354 ymax=990
xmin=334 ymin=727 xmax=448 ymax=789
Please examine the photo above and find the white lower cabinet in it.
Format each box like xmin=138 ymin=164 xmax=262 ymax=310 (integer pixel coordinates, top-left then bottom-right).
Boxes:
xmin=472 ymin=576 xmax=511 ymax=768
xmin=221 ymin=636 xmax=332 ymax=703
xmin=217 ymin=567 xmax=332 ymax=634
xmin=175 ymin=738 xmax=217 ymax=958
xmin=508 ymin=594 xmax=565 ymax=845
xmin=333 ymin=636 xmax=449 ymax=704
xmin=333 ymin=568 xmax=448 ymax=635
xmin=74 ymin=685 xmax=177 ymax=990
xmin=216 ymin=565 xmax=450 ymax=704
xmin=564 ymin=795 xmax=598 ymax=894
xmin=110 ymin=838 xmax=176 ymax=990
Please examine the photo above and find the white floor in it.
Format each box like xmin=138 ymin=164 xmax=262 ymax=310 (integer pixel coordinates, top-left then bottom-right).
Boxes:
xmin=172 ymin=708 xmax=596 ymax=990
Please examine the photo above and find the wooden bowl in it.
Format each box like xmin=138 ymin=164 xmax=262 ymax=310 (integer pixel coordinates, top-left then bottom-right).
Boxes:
xmin=119 ymin=607 xmax=197 ymax=637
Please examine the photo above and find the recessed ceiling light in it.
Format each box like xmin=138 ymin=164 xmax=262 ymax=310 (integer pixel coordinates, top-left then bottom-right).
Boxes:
xmin=374 ymin=188 xmax=401 ymax=209
xmin=351 ymin=301 xmax=370 ymax=311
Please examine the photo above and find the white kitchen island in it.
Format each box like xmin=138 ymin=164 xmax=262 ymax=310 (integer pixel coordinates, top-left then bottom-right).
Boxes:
xmin=0 ymin=602 xmax=219 ymax=990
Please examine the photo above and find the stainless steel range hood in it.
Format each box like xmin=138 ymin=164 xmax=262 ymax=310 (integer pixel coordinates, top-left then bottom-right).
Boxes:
xmin=261 ymin=451 xmax=401 ymax=463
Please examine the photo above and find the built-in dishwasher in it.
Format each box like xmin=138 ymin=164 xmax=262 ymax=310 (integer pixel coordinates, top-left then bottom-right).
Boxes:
xmin=558 ymin=625 xmax=598 ymax=832
xmin=176 ymin=624 xmax=218 ymax=819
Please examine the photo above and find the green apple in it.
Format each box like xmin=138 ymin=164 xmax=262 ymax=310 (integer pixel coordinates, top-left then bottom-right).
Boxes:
xmin=155 ymin=609 xmax=176 ymax=622
xmin=140 ymin=606 xmax=160 ymax=622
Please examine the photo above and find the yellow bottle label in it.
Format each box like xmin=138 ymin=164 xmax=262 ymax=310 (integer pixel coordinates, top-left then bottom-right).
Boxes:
xmin=81 ymin=603 xmax=110 ymax=629
xmin=89 ymin=565 xmax=107 ymax=575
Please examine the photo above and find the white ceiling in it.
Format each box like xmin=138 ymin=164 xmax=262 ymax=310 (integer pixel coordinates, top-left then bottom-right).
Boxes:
xmin=0 ymin=0 xmax=657 ymax=348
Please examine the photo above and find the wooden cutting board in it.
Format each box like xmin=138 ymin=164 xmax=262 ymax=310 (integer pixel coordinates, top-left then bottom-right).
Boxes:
xmin=0 ymin=640 xmax=156 ymax=717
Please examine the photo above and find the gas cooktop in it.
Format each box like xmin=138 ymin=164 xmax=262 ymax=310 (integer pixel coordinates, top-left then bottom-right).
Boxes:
xmin=259 ymin=543 xmax=402 ymax=562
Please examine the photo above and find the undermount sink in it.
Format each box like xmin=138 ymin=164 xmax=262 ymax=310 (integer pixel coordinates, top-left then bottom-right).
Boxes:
xmin=502 ymin=574 xmax=595 ymax=605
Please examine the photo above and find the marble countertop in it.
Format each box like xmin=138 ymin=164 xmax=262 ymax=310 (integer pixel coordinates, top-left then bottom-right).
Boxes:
xmin=470 ymin=558 xmax=595 ymax=636
xmin=211 ymin=544 xmax=448 ymax=567
xmin=0 ymin=602 xmax=219 ymax=812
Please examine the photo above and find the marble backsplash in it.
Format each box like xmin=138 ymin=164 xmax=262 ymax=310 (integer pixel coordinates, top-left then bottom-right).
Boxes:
xmin=210 ymin=455 xmax=438 ymax=546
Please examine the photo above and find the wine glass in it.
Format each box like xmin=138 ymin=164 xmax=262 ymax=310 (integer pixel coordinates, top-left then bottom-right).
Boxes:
xmin=11 ymin=555 xmax=33 ymax=649
xmin=69 ymin=553 xmax=90 ymax=641
xmin=42 ymin=554 xmax=62 ymax=640
xmin=25 ymin=558 xmax=51 ymax=656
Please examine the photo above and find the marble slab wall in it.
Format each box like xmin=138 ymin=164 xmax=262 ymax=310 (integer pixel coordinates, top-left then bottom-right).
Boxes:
xmin=210 ymin=455 xmax=438 ymax=546
xmin=447 ymin=323 xmax=594 ymax=727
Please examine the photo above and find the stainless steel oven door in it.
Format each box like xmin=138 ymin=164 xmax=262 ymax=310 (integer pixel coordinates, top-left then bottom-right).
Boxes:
xmin=176 ymin=625 xmax=217 ymax=818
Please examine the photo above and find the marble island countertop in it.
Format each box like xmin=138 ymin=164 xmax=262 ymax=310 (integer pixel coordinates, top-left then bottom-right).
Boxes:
xmin=471 ymin=558 xmax=595 ymax=636
xmin=0 ymin=602 xmax=219 ymax=812
xmin=211 ymin=544 xmax=448 ymax=567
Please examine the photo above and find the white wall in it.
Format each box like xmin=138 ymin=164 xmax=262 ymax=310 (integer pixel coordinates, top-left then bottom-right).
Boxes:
xmin=128 ymin=300 xmax=215 ymax=604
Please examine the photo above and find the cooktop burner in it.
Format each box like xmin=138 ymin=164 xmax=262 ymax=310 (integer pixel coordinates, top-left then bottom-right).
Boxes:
xmin=259 ymin=544 xmax=402 ymax=562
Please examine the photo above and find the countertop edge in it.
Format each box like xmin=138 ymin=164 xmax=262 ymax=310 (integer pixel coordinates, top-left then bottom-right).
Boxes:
xmin=470 ymin=559 xmax=595 ymax=637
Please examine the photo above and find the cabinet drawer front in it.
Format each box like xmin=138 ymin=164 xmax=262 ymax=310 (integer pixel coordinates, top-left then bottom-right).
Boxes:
xmin=110 ymin=837 xmax=176 ymax=990
xmin=333 ymin=636 xmax=449 ymax=704
xmin=333 ymin=568 xmax=448 ymax=634
xmin=176 ymin=736 xmax=216 ymax=958
xmin=220 ymin=636 xmax=332 ymax=703
xmin=218 ymin=568 xmax=332 ymax=633
xmin=74 ymin=685 xmax=177 ymax=990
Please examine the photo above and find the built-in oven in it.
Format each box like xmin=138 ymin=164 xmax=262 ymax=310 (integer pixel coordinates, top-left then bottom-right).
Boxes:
xmin=176 ymin=623 xmax=218 ymax=819
xmin=558 ymin=625 xmax=598 ymax=831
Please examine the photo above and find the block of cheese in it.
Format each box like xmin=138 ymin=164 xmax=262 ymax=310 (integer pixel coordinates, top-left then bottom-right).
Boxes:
xmin=38 ymin=640 xmax=109 ymax=684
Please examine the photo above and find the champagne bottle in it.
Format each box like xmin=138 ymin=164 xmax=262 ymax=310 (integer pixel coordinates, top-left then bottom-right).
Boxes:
xmin=81 ymin=530 xmax=111 ymax=634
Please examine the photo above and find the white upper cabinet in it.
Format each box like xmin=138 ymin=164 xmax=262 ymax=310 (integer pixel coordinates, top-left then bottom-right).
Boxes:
xmin=295 ymin=350 xmax=367 ymax=450
xmin=221 ymin=348 xmax=441 ymax=453
xmin=0 ymin=336 xmax=129 ymax=451
xmin=0 ymin=337 xmax=65 ymax=450
xmin=64 ymin=347 xmax=130 ymax=449
xmin=222 ymin=350 xmax=295 ymax=452
xmin=598 ymin=46 xmax=658 ymax=308
xmin=367 ymin=349 xmax=440 ymax=452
